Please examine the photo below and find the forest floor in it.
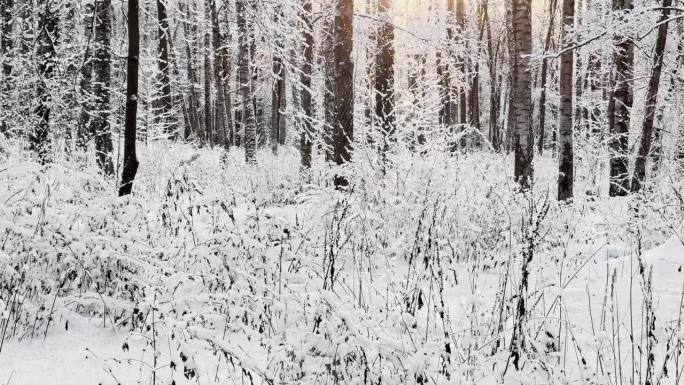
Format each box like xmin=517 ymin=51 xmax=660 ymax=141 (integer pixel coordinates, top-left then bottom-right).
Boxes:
xmin=0 ymin=140 xmax=683 ymax=385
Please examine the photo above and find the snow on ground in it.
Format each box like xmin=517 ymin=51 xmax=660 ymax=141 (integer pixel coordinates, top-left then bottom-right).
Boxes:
xmin=1 ymin=236 xmax=681 ymax=385
xmin=0 ymin=314 xmax=128 ymax=385
xmin=0 ymin=142 xmax=683 ymax=385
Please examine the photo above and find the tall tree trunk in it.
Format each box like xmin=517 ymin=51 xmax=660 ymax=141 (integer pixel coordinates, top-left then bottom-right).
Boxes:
xmin=509 ymin=0 xmax=534 ymax=189
xmin=376 ymin=0 xmax=395 ymax=170
xmin=470 ymin=2 xmax=485 ymax=150
xmin=455 ymin=0 xmax=467 ymax=150
xmin=364 ymin=1 xmax=376 ymax=147
xmin=119 ymin=0 xmax=140 ymax=196
xmin=407 ymin=58 xmax=421 ymax=151
xmin=437 ymin=51 xmax=450 ymax=124
xmin=221 ymin=3 xmax=234 ymax=147
xmin=238 ymin=0 xmax=256 ymax=163
xmin=270 ymin=9 xmax=286 ymax=154
xmin=323 ymin=14 xmax=335 ymax=161
xmin=671 ymin=21 xmax=684 ymax=170
xmin=558 ymin=0 xmax=575 ymax=201
xmin=573 ymin=0 xmax=584 ymax=132
xmin=156 ymin=0 xmax=174 ymax=137
xmin=203 ymin=3 xmax=213 ymax=148
xmin=78 ymin=3 xmax=96 ymax=151
xmin=439 ymin=0 xmax=454 ymax=138
xmin=250 ymin=6 xmax=265 ymax=149
xmin=300 ymin=0 xmax=314 ymax=168
xmin=0 ymin=0 xmax=12 ymax=78
xmin=210 ymin=0 xmax=227 ymax=147
xmin=181 ymin=1 xmax=201 ymax=140
xmin=0 ymin=0 xmax=14 ymax=136
xmin=483 ymin=0 xmax=500 ymax=151
xmin=332 ymin=0 xmax=355 ymax=187
xmin=92 ymin=0 xmax=114 ymax=175
xmin=456 ymin=0 xmax=467 ymax=128
xmin=538 ymin=0 xmax=558 ymax=154
xmin=631 ymin=0 xmax=671 ymax=192
xmin=31 ymin=0 xmax=58 ymax=164
xmin=608 ymin=0 xmax=634 ymax=197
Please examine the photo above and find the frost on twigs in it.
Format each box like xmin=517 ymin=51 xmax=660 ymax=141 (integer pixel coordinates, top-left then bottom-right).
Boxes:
xmin=0 ymin=142 xmax=683 ymax=385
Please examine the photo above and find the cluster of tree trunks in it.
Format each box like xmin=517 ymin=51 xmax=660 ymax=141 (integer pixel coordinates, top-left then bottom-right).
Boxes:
xmin=3 ymin=0 xmax=680 ymax=198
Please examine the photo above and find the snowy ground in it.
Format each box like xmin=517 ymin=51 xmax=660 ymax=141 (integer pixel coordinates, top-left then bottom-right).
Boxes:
xmin=1 ymin=237 xmax=682 ymax=385
xmin=1 ymin=141 xmax=682 ymax=385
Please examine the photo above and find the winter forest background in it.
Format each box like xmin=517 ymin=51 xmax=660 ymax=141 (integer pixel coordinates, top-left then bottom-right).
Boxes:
xmin=1 ymin=0 xmax=684 ymax=384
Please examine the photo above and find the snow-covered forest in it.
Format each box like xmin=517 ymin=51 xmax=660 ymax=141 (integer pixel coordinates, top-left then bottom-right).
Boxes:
xmin=1 ymin=0 xmax=684 ymax=383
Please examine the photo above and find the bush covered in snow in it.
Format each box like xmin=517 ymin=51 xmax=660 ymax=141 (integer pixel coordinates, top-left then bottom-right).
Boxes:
xmin=1 ymin=141 xmax=683 ymax=385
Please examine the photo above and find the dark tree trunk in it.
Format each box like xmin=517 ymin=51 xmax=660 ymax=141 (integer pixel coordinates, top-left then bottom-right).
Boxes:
xmin=364 ymin=0 xmax=376 ymax=147
xmin=538 ymin=0 xmax=558 ymax=154
xmin=156 ymin=0 xmax=174 ymax=137
xmin=270 ymin=9 xmax=286 ymax=154
xmin=631 ymin=0 xmax=671 ymax=192
xmin=31 ymin=0 xmax=58 ymax=164
xmin=0 ymin=0 xmax=13 ymax=136
xmin=558 ymin=0 xmax=575 ymax=201
xmin=161 ymin=5 xmax=191 ymax=145
xmin=509 ymin=0 xmax=534 ymax=189
xmin=439 ymin=0 xmax=453 ymax=139
xmin=670 ymin=22 xmax=684 ymax=168
xmin=456 ymin=0 xmax=467 ymax=130
xmin=0 ymin=0 xmax=12 ymax=78
xmin=331 ymin=0 xmax=355 ymax=187
xmin=300 ymin=0 xmax=314 ymax=168
xmin=470 ymin=2 xmax=485 ymax=150
xmin=250 ymin=9 xmax=265 ymax=149
xmin=220 ymin=3 xmax=234 ymax=147
xmin=323 ymin=14 xmax=335 ymax=162
xmin=181 ymin=1 xmax=201 ymax=140
xmin=92 ymin=0 xmax=114 ymax=176
xmin=210 ymin=0 xmax=228 ymax=147
xmin=119 ymin=0 xmax=140 ymax=196
xmin=573 ymin=0 xmax=585 ymax=133
xmin=238 ymin=0 xmax=256 ymax=163
xmin=483 ymin=0 xmax=500 ymax=151
xmin=376 ymin=0 xmax=395 ymax=170
xmin=78 ymin=3 xmax=96 ymax=151
xmin=203 ymin=3 xmax=213 ymax=148
xmin=437 ymin=51 xmax=450 ymax=126
xmin=407 ymin=58 xmax=421 ymax=152
xmin=608 ymin=0 xmax=634 ymax=197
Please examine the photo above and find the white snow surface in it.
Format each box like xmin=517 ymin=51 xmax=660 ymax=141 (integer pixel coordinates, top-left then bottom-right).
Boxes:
xmin=0 ymin=142 xmax=683 ymax=385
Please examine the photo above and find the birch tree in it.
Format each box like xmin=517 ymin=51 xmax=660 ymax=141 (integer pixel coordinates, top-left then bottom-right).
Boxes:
xmin=300 ymin=0 xmax=314 ymax=168
xmin=509 ymin=0 xmax=534 ymax=188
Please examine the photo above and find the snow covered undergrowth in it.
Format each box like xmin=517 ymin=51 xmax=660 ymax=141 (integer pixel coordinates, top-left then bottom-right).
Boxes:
xmin=0 ymin=141 xmax=683 ymax=385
